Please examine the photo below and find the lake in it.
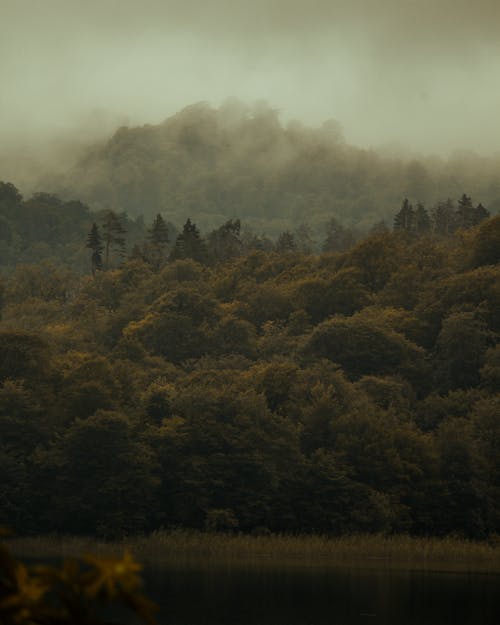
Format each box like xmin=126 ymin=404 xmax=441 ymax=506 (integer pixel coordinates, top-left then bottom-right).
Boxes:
xmin=142 ymin=562 xmax=500 ymax=625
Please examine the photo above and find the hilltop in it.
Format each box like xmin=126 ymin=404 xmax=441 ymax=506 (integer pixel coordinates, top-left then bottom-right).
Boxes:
xmin=42 ymin=101 xmax=500 ymax=235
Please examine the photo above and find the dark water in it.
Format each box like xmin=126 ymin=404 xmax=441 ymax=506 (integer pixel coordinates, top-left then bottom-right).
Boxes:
xmin=143 ymin=563 xmax=500 ymax=625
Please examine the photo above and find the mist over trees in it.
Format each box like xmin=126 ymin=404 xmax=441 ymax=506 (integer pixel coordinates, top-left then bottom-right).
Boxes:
xmin=1 ymin=99 xmax=499 ymax=540
xmin=38 ymin=101 xmax=500 ymax=236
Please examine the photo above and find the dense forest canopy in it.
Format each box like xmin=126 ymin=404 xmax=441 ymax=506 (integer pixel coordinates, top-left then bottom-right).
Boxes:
xmin=0 ymin=187 xmax=499 ymax=537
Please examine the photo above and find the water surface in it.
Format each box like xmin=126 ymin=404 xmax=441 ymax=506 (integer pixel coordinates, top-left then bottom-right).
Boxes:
xmin=144 ymin=562 xmax=500 ymax=625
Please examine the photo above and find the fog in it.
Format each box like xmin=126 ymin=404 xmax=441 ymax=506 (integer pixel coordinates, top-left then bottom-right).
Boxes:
xmin=2 ymin=0 xmax=500 ymax=187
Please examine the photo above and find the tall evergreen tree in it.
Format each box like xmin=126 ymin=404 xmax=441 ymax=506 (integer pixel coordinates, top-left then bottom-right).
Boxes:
xmin=414 ymin=203 xmax=431 ymax=235
xmin=472 ymin=203 xmax=490 ymax=226
xmin=102 ymin=211 xmax=126 ymax=268
xmin=432 ymin=199 xmax=455 ymax=236
xmin=393 ymin=198 xmax=415 ymax=232
xmin=456 ymin=194 xmax=475 ymax=230
xmin=147 ymin=214 xmax=170 ymax=269
xmin=86 ymin=223 xmax=103 ymax=276
xmin=170 ymin=218 xmax=207 ymax=264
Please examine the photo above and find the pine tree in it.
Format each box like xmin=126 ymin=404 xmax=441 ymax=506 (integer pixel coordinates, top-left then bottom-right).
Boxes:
xmin=147 ymin=214 xmax=170 ymax=269
xmin=414 ymin=203 xmax=431 ymax=235
xmin=456 ymin=194 xmax=475 ymax=230
xmin=472 ymin=203 xmax=490 ymax=226
xmin=432 ymin=199 xmax=455 ymax=236
xmin=86 ymin=223 xmax=103 ymax=276
xmin=170 ymin=218 xmax=207 ymax=264
xmin=393 ymin=198 xmax=415 ymax=232
xmin=102 ymin=211 xmax=126 ymax=268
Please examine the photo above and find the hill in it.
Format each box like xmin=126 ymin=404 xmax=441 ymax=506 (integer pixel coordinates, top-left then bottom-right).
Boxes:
xmin=44 ymin=101 xmax=500 ymax=235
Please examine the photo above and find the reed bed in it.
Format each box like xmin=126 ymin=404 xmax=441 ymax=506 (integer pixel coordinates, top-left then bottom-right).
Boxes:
xmin=8 ymin=531 xmax=500 ymax=572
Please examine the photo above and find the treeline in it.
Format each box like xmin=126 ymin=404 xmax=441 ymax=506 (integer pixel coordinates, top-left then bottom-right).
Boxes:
xmin=1 ymin=179 xmax=493 ymax=275
xmin=0 ymin=182 xmax=149 ymax=272
xmin=1 ymin=207 xmax=499 ymax=538
xmin=394 ymin=195 xmax=489 ymax=235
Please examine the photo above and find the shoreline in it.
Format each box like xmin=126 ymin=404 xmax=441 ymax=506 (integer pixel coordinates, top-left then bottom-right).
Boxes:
xmin=6 ymin=530 xmax=500 ymax=573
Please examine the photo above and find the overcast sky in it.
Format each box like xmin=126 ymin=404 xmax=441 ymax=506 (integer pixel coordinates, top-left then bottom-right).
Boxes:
xmin=2 ymin=0 xmax=500 ymax=156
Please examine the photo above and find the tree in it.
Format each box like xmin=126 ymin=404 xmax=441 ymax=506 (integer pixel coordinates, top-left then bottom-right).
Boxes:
xmin=86 ymin=222 xmax=103 ymax=275
xmin=455 ymin=194 xmax=475 ymax=230
xmin=276 ymin=230 xmax=297 ymax=253
xmin=393 ymin=198 xmax=415 ymax=233
xmin=434 ymin=311 xmax=493 ymax=391
xmin=414 ymin=203 xmax=431 ymax=235
xmin=146 ymin=213 xmax=169 ymax=269
xmin=170 ymin=218 xmax=208 ymax=264
xmin=207 ymin=219 xmax=242 ymax=263
xmin=470 ymin=214 xmax=500 ymax=267
xmin=472 ymin=203 xmax=490 ymax=226
xmin=39 ymin=410 xmax=160 ymax=535
xmin=323 ymin=217 xmax=355 ymax=252
xmin=303 ymin=314 xmax=426 ymax=382
xmin=0 ymin=331 xmax=49 ymax=383
xmin=432 ymin=199 xmax=455 ymax=236
xmin=102 ymin=211 xmax=126 ymax=268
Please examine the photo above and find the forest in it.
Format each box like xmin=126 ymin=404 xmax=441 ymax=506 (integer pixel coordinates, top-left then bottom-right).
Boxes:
xmin=39 ymin=101 xmax=500 ymax=236
xmin=1 ymin=178 xmax=499 ymax=539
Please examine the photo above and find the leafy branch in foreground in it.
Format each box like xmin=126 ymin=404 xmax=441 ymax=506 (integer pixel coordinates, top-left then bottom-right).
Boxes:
xmin=0 ymin=529 xmax=157 ymax=625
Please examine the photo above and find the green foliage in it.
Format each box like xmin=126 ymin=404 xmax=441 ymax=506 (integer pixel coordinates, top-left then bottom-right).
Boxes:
xmin=303 ymin=314 xmax=425 ymax=382
xmin=102 ymin=211 xmax=127 ymax=269
xmin=170 ymin=218 xmax=208 ymax=265
xmin=0 ymin=207 xmax=499 ymax=539
xmin=471 ymin=214 xmax=500 ymax=267
xmin=37 ymin=411 xmax=160 ymax=536
xmin=34 ymin=102 xmax=500 ymax=238
xmin=86 ymin=223 xmax=103 ymax=275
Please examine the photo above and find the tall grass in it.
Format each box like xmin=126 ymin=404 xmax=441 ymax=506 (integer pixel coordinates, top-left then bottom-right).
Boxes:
xmin=8 ymin=531 xmax=500 ymax=572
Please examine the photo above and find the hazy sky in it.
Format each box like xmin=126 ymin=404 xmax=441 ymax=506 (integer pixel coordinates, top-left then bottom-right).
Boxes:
xmin=2 ymin=0 xmax=500 ymax=156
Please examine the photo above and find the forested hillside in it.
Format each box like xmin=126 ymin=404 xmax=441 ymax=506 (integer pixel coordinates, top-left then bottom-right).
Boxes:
xmin=1 ymin=205 xmax=499 ymax=538
xmin=43 ymin=101 xmax=500 ymax=234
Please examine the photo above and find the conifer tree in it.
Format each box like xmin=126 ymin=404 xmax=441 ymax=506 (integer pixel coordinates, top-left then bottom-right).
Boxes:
xmin=393 ymin=198 xmax=415 ymax=232
xmin=170 ymin=218 xmax=207 ymax=264
xmin=432 ymin=199 xmax=455 ymax=236
xmin=456 ymin=194 xmax=475 ymax=230
xmin=147 ymin=214 xmax=170 ymax=269
xmin=86 ymin=222 xmax=103 ymax=276
xmin=472 ymin=203 xmax=490 ymax=226
xmin=102 ymin=211 xmax=126 ymax=268
xmin=414 ymin=203 xmax=431 ymax=235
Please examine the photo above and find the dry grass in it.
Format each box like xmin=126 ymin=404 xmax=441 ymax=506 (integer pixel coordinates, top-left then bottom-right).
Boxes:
xmin=8 ymin=531 xmax=500 ymax=572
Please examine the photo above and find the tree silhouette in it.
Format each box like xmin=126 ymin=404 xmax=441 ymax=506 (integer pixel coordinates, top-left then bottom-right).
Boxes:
xmin=147 ymin=214 xmax=170 ymax=269
xmin=102 ymin=211 xmax=126 ymax=268
xmin=170 ymin=218 xmax=207 ymax=264
xmin=394 ymin=198 xmax=415 ymax=232
xmin=86 ymin=223 xmax=103 ymax=275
